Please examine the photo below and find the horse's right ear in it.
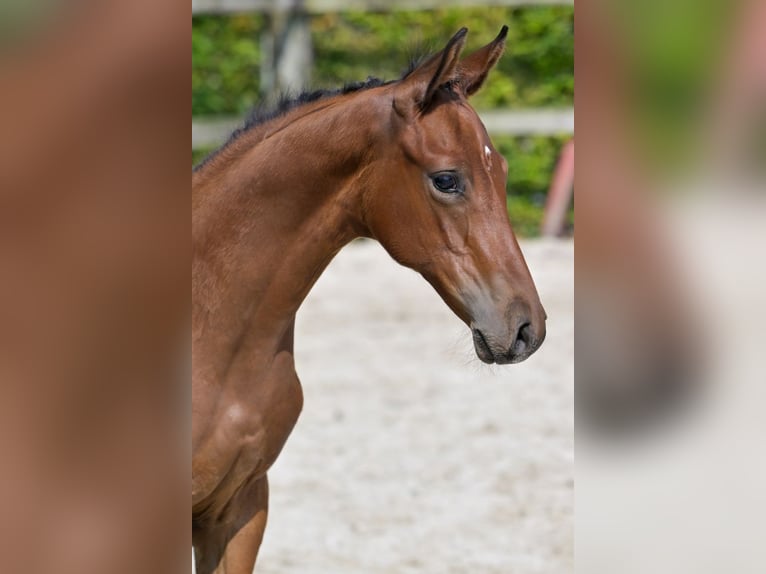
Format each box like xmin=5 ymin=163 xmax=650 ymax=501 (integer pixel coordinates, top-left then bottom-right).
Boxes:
xmin=393 ymin=28 xmax=468 ymax=118
xmin=457 ymin=25 xmax=508 ymax=97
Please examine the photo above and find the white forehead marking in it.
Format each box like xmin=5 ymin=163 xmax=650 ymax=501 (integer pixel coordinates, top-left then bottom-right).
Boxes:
xmin=483 ymin=145 xmax=492 ymax=170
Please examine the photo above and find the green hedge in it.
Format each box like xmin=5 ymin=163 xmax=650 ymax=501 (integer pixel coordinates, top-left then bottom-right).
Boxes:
xmin=310 ymin=7 xmax=573 ymax=111
xmin=192 ymin=14 xmax=266 ymax=117
xmin=192 ymin=8 xmax=573 ymax=116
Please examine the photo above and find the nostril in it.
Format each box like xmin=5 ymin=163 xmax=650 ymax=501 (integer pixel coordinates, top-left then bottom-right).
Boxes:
xmin=512 ymin=322 xmax=532 ymax=354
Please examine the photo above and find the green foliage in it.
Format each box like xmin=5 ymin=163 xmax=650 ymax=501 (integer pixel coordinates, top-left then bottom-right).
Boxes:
xmin=192 ymin=7 xmax=572 ymax=116
xmin=498 ymin=135 xmax=570 ymax=237
xmin=495 ymin=134 xmax=568 ymax=199
xmin=610 ymin=0 xmax=728 ymax=173
xmin=507 ymin=196 xmax=543 ymax=238
xmin=192 ymin=14 xmax=266 ymax=116
xmin=311 ymin=7 xmax=573 ymax=110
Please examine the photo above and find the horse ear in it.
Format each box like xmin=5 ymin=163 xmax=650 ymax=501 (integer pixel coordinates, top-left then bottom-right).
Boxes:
xmin=458 ymin=25 xmax=508 ymax=97
xmin=394 ymin=28 xmax=468 ymax=116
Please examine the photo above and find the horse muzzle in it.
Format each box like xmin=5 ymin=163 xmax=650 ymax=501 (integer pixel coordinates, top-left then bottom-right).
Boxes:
xmin=470 ymin=301 xmax=546 ymax=365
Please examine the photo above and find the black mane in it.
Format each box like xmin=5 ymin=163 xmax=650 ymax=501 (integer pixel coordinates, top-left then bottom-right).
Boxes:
xmin=240 ymin=76 xmax=389 ymax=134
xmin=193 ymin=58 xmax=426 ymax=173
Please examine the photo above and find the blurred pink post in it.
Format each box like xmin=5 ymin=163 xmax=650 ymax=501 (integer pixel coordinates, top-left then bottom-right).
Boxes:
xmin=541 ymin=139 xmax=574 ymax=237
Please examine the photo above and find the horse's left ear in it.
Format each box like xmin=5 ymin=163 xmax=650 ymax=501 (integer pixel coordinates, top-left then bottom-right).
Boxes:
xmin=458 ymin=25 xmax=508 ymax=97
xmin=394 ymin=27 xmax=468 ymax=116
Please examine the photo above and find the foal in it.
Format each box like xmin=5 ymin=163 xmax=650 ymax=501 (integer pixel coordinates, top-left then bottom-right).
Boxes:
xmin=192 ymin=27 xmax=546 ymax=573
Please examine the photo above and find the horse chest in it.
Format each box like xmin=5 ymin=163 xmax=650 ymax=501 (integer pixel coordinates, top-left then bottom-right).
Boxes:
xmin=192 ymin=357 xmax=303 ymax=513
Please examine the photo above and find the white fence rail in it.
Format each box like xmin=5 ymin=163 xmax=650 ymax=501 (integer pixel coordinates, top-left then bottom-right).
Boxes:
xmin=192 ymin=108 xmax=573 ymax=149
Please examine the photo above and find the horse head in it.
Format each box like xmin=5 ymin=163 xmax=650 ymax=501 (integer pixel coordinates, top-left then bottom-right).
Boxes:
xmin=362 ymin=27 xmax=546 ymax=364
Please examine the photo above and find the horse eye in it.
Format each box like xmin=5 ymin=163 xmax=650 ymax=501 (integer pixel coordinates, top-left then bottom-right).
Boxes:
xmin=431 ymin=172 xmax=460 ymax=193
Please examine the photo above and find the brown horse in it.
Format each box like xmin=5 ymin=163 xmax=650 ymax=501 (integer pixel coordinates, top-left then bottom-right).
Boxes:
xmin=192 ymin=27 xmax=546 ymax=573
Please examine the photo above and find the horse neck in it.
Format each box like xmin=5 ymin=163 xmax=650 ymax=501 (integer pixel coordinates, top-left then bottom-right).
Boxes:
xmin=193 ymin=92 xmax=385 ymax=373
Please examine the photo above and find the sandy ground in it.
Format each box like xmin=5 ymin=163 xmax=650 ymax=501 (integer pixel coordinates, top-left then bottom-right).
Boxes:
xmin=194 ymin=238 xmax=573 ymax=573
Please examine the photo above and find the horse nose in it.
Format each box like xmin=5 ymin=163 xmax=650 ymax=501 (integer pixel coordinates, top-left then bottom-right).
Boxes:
xmin=470 ymin=300 xmax=546 ymax=364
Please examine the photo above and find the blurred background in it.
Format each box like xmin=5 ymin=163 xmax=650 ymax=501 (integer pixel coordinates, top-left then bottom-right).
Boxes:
xmin=1 ymin=2 xmax=188 ymax=573
xmin=192 ymin=0 xmax=574 ymax=237
xmin=577 ymin=0 xmax=766 ymax=572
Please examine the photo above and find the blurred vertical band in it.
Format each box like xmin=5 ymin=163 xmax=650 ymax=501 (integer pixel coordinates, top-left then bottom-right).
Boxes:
xmin=577 ymin=0 xmax=766 ymax=572
xmin=0 ymin=1 xmax=189 ymax=572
